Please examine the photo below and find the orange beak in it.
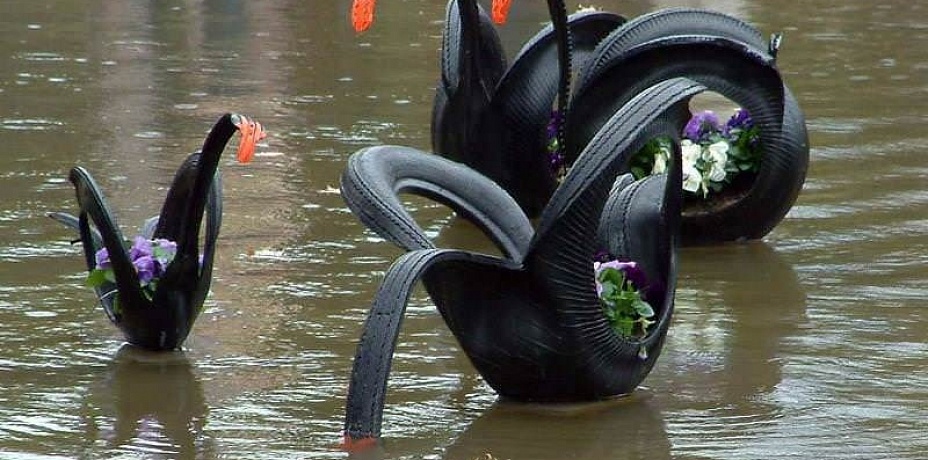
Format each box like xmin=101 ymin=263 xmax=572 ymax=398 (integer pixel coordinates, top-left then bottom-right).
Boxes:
xmin=233 ymin=115 xmax=267 ymax=164
xmin=492 ymin=0 xmax=512 ymax=24
xmin=352 ymin=0 xmax=376 ymax=33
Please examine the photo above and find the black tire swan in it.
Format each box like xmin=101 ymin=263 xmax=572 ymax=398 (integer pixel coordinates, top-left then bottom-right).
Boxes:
xmin=50 ymin=113 xmax=265 ymax=351
xmin=354 ymin=1 xmax=809 ymax=243
xmin=339 ymin=77 xmax=705 ymax=445
xmin=566 ymin=8 xmax=809 ymax=244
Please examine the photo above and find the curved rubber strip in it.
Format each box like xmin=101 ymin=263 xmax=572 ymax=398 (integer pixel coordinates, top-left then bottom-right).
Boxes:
xmin=48 ymin=211 xmax=102 ymax=250
xmin=153 ymin=151 xmax=224 ymax=309
xmin=432 ymin=0 xmax=505 ymax=161
xmin=343 ymin=248 xmax=516 ymax=440
xmin=339 ymin=145 xmax=533 ymax=261
xmin=68 ymin=167 xmax=147 ymax=305
xmin=527 ymin=78 xmax=701 ymax=395
xmin=569 ymin=35 xmax=806 ymax=242
xmin=470 ymin=11 xmax=626 ymax=217
xmin=567 ymin=35 xmax=785 ymax=163
xmin=576 ymin=7 xmax=768 ymax=90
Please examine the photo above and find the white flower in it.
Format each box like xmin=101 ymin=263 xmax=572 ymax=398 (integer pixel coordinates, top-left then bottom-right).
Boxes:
xmin=681 ymin=139 xmax=700 ymax=166
xmin=705 ymin=141 xmax=729 ymax=183
xmin=708 ymin=162 xmax=726 ymax=182
xmin=651 ymin=150 xmax=668 ymax=174
xmin=705 ymin=140 xmax=729 ymax=163
xmin=682 ymin=161 xmax=703 ymax=194
xmin=577 ymin=4 xmax=600 ymax=12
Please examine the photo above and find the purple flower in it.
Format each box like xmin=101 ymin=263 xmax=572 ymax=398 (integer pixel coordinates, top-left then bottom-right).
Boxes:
xmin=151 ymin=238 xmax=178 ymax=276
xmin=724 ymin=109 xmax=754 ymax=136
xmin=683 ymin=110 xmax=721 ymax=141
xmin=594 ymin=260 xmax=649 ymax=293
xmin=547 ymin=110 xmax=565 ymax=172
xmin=546 ymin=109 xmax=560 ymax=140
xmin=152 ymin=238 xmax=177 ymax=254
xmin=129 ymin=236 xmax=153 ymax=262
xmin=133 ymin=255 xmax=156 ymax=284
xmin=95 ymin=247 xmax=111 ymax=270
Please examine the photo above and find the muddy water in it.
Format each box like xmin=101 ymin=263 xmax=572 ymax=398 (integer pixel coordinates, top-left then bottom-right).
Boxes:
xmin=0 ymin=1 xmax=925 ymax=459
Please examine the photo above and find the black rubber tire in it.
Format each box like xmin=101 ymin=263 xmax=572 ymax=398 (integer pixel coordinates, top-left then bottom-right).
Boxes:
xmin=342 ymin=78 xmax=704 ymax=441
xmin=471 ymin=10 xmax=627 ymax=217
xmin=576 ymin=7 xmax=768 ymax=90
xmin=567 ymin=35 xmax=809 ymax=244
xmin=339 ymin=145 xmax=534 ymax=260
xmin=568 ymin=9 xmax=809 ymax=243
xmin=52 ymin=114 xmax=240 ymax=350
xmin=432 ymin=1 xmax=626 ymax=217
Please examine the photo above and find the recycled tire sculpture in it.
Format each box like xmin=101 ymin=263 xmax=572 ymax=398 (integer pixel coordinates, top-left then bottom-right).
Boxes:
xmin=340 ymin=78 xmax=708 ymax=443
xmin=566 ymin=8 xmax=810 ymax=244
xmin=50 ymin=113 xmax=265 ymax=351
xmin=355 ymin=1 xmax=809 ymax=243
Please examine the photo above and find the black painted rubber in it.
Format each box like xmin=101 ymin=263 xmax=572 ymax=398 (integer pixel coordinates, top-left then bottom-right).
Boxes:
xmin=342 ymin=78 xmax=705 ymax=441
xmin=432 ymin=0 xmax=625 ymax=217
xmin=431 ymin=0 xmax=507 ymax=165
xmin=567 ymin=33 xmax=808 ymax=243
xmin=339 ymin=145 xmax=533 ymax=261
xmin=576 ymin=7 xmax=768 ymax=90
xmin=568 ymin=9 xmax=809 ymax=243
xmin=49 ymin=114 xmax=237 ymax=350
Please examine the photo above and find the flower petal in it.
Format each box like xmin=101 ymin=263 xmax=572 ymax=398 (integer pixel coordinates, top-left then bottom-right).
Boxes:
xmin=129 ymin=236 xmax=152 ymax=261
xmin=95 ymin=247 xmax=111 ymax=270
xmin=652 ymin=151 xmax=667 ymax=174
xmin=683 ymin=165 xmax=702 ymax=193
xmin=133 ymin=255 xmax=156 ymax=285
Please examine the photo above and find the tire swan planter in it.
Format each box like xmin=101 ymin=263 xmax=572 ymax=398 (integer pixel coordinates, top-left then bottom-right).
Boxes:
xmin=564 ymin=7 xmax=810 ymax=244
xmin=50 ymin=113 xmax=266 ymax=351
xmin=340 ymin=78 xmax=706 ymax=446
xmin=355 ymin=1 xmax=809 ymax=243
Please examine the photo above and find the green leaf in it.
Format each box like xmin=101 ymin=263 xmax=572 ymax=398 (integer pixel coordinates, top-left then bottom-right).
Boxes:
xmin=633 ymin=299 xmax=654 ymax=318
xmin=85 ymin=269 xmax=108 ymax=288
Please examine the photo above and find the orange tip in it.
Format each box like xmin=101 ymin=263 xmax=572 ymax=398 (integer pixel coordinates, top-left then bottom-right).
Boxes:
xmin=340 ymin=433 xmax=379 ymax=452
xmin=492 ymin=0 xmax=512 ymax=24
xmin=352 ymin=0 xmax=376 ymax=33
xmin=233 ymin=115 xmax=266 ymax=164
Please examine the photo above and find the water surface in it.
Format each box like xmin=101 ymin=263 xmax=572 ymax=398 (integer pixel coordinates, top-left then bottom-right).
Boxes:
xmin=1 ymin=1 xmax=926 ymax=459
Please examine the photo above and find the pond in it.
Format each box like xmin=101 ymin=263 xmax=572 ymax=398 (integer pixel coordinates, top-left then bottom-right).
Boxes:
xmin=1 ymin=0 xmax=926 ymax=459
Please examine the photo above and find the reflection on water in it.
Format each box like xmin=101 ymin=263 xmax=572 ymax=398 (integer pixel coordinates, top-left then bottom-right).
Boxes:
xmin=443 ymin=396 xmax=671 ymax=460
xmin=81 ymin=345 xmax=213 ymax=456
xmin=657 ymin=242 xmax=807 ymax=459
xmin=1 ymin=0 xmax=927 ymax=458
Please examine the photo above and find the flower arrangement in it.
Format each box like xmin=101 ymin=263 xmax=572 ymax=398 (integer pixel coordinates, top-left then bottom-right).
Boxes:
xmin=547 ymin=109 xmax=566 ymax=179
xmin=630 ymin=108 xmax=761 ymax=198
xmin=594 ymin=257 xmax=655 ymax=340
xmin=85 ymin=236 xmax=179 ymax=313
